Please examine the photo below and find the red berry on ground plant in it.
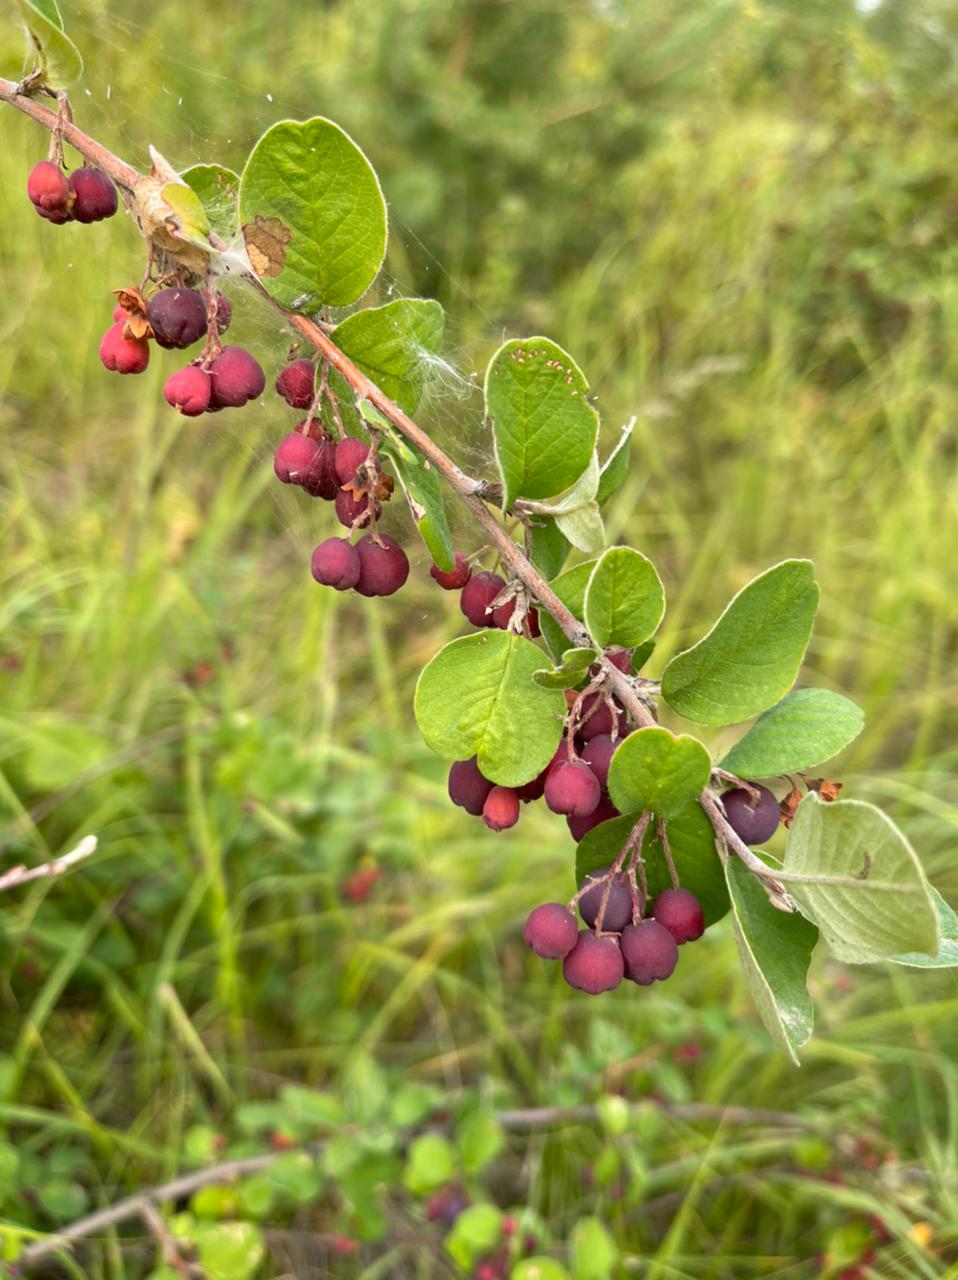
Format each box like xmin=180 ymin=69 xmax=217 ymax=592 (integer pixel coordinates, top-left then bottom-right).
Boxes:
xmin=620 ymin=920 xmax=678 ymax=985
xmin=448 ymin=757 xmax=493 ymax=817
xmin=334 ymin=436 xmax=370 ymax=485
xmin=301 ymin=436 xmax=339 ymax=499
xmin=67 ymin=167 xmax=117 ymax=222
xmin=482 ymin=786 xmax=520 ymax=831
xmin=310 ymin=537 xmax=361 ymax=591
xmin=578 ymin=865 xmax=632 ymax=932
xmin=353 ymin=533 xmax=409 ymax=597
xmin=544 ymin=759 xmax=601 ymax=817
xmin=523 ymin=903 xmax=578 ymax=959
xmin=99 ymin=322 xmax=149 ymax=374
xmin=460 ymin=571 xmax=505 ymax=628
xmin=147 ymin=288 xmax=207 ymax=349
xmin=430 ymin=552 xmax=471 ymax=591
xmin=652 ymin=887 xmax=705 ymax=944
xmin=562 ymin=930 xmax=624 ymax=994
xmin=163 ymin=366 xmax=212 ymax=416
xmin=275 ymin=358 xmax=315 ymax=409
xmin=207 ymin=345 xmax=265 ymax=407
xmin=335 ymin=485 xmax=374 ymax=528
xmin=273 ymin=431 xmax=323 ymax=486
xmin=581 ymin=734 xmax=617 ymax=790
xmin=27 ymin=160 xmax=72 ymax=220
xmin=722 ymin=783 xmax=780 ymax=845
xmin=567 ymin=795 xmax=620 ymax=842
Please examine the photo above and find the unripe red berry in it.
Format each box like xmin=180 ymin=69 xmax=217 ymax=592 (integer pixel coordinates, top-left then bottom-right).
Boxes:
xmin=148 ymin=288 xmax=207 ymax=350
xmin=620 ymin=920 xmax=678 ymax=985
xmin=523 ymin=903 xmax=577 ymax=958
xmin=99 ymin=321 xmax=149 ymax=374
xmin=578 ymin=691 xmax=621 ymax=741
xmin=301 ymin=435 xmax=339 ymax=499
xmin=354 ymin=533 xmax=409 ymax=597
xmin=310 ymin=537 xmax=361 ymax=591
xmin=430 ymin=552 xmax=471 ymax=591
xmin=562 ymin=930 xmax=624 ymax=994
xmin=722 ymin=784 xmax=780 ymax=845
xmin=544 ymin=759 xmax=601 ymax=817
xmin=112 ymin=303 xmax=130 ymax=322
xmin=27 ymin=160 xmax=72 ymax=218
xmin=273 ymin=431 xmax=323 ymax=486
xmin=578 ymin=865 xmax=632 ymax=932
xmin=460 ymin=571 xmax=505 ymax=628
xmin=567 ymin=795 xmax=620 ymax=842
xmin=581 ymin=734 xmax=617 ymax=791
xmin=207 ymin=345 xmax=265 ymax=407
xmin=335 ymin=486 xmax=373 ymax=527
xmin=652 ymin=887 xmax=705 ymax=944
xmin=483 ymin=786 xmax=519 ymax=831
xmin=448 ymin=757 xmax=493 ymax=816
xmin=334 ymin=436 xmax=370 ymax=485
xmin=163 ymin=366 xmax=212 ymax=416
xmin=275 ymin=358 xmax=315 ymax=409
xmin=67 ymin=167 xmax=117 ymax=222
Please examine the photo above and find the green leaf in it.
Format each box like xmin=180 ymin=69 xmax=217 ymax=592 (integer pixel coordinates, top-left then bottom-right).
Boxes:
xmin=784 ymin=794 xmax=939 ymax=964
xmin=239 ymin=117 xmax=387 ymax=308
xmin=890 ymin=888 xmax=958 ymax=968
xmin=575 ymin=803 xmax=730 ymax=926
xmin=512 ymin=1260 xmax=570 ymax=1280
xmin=162 ymin=182 xmax=211 ymax=241
xmin=546 ymin=456 xmax=605 ymax=554
xmin=379 ymin=436 xmax=454 ymax=571
xmin=486 ymin=337 xmax=599 ymax=506
xmin=539 ymin=560 xmax=598 ymax=660
xmin=278 ymin=1084 xmax=342 ymax=1130
xmin=403 ymin=1132 xmax=456 ymax=1195
xmin=235 ymin=1174 xmax=276 ymax=1220
xmin=725 ymin=857 xmax=817 ymax=1065
xmin=533 ymin=647 xmax=597 ymax=689
xmin=415 ymin=633 xmax=565 ymax=787
xmin=195 ymin=1221 xmax=265 ymax=1280
xmin=606 ymin=727 xmax=711 ymax=820
xmin=334 ymin=299 xmax=444 ymax=415
xmin=181 ymin=164 xmax=240 ymax=241
xmin=571 ymin=1217 xmax=619 ymax=1280
xmin=446 ymin=1205 xmax=504 ymax=1269
xmin=390 ymin=1081 xmax=442 ymax=1127
xmin=0 ymin=1143 xmax=20 ymax=1200
xmin=632 ymin=639 xmax=656 ymax=672
xmin=661 ymin=560 xmax=820 ymax=726
xmin=457 ymin=1107 xmax=505 ymax=1175
xmin=16 ymin=0 xmax=83 ymax=89
xmin=190 ymin=1185 xmax=237 ymax=1220
xmin=268 ymin=1152 xmax=322 ymax=1205
xmin=584 ymin=546 xmax=665 ymax=649
xmin=38 ymin=1179 xmax=88 ymax=1221
xmin=596 ymin=419 xmax=634 ymax=505
xmin=529 ymin=518 xmax=571 ymax=580
xmin=720 ymin=688 xmax=864 ymax=778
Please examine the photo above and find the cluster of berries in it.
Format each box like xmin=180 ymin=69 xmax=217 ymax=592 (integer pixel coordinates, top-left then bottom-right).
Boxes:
xmin=27 ymin=159 xmax=117 ymax=225
xmin=524 ymin=876 xmax=705 ymax=995
xmin=437 ymin=559 xmax=541 ymax=636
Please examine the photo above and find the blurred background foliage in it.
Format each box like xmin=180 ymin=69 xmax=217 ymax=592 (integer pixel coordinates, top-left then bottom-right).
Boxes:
xmin=1 ymin=0 xmax=957 ymax=1275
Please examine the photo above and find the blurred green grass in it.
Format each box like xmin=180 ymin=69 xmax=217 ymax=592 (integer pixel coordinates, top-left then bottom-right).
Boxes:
xmin=1 ymin=0 xmax=958 ymax=1275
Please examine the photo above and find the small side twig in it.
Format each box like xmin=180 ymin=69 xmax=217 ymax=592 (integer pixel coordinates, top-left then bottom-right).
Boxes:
xmin=0 ymin=836 xmax=97 ymax=893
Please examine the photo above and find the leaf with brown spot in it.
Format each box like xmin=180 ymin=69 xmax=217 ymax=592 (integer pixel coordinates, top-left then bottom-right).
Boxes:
xmin=243 ymin=214 xmax=292 ymax=279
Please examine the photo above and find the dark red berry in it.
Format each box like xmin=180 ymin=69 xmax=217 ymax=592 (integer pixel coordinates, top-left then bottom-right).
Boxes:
xmin=335 ymin=486 xmax=373 ymax=528
xmin=310 ymin=537 xmax=361 ymax=591
xmin=581 ymin=734 xmax=617 ymax=791
xmin=606 ymin=648 xmax=633 ymax=673
xmin=430 ymin=552 xmax=471 ymax=591
xmin=515 ymin=766 xmax=548 ymax=803
xmin=483 ymin=786 xmax=519 ymax=831
xmin=652 ymin=888 xmax=705 ymax=944
xmin=491 ymin=595 xmax=516 ymax=629
xmin=620 ymin=920 xmax=678 ymax=985
xmin=578 ymin=866 xmax=632 ymax=932
xmin=460 ymin=571 xmax=505 ymax=628
xmin=544 ymin=759 xmax=601 ymax=817
xmin=448 ymin=758 xmax=493 ymax=816
xmin=148 ymin=288 xmax=207 ymax=350
xmin=163 ymin=366 xmax=211 ymax=416
xmin=578 ymin=692 xmax=621 ymax=741
xmin=99 ymin=322 xmax=149 ymax=374
xmin=425 ymin=1185 xmax=470 ymax=1228
xmin=722 ymin=784 xmax=780 ymax=845
xmin=354 ymin=534 xmax=409 ymax=597
xmin=207 ymin=345 xmax=265 ymax=407
xmin=27 ymin=160 xmax=72 ymax=219
xmin=67 ymin=167 xmax=117 ymax=222
xmin=301 ymin=435 xmax=339 ymax=499
xmin=273 ymin=431 xmax=323 ymax=486
xmin=567 ymin=795 xmax=620 ymax=841
xmin=275 ymin=358 xmax=315 ymax=409
xmin=562 ymin=930 xmax=624 ymax=994
xmin=334 ymin=436 xmax=370 ymax=485
xmin=523 ymin=903 xmax=578 ymax=959
xmin=526 ymin=607 xmax=541 ymax=638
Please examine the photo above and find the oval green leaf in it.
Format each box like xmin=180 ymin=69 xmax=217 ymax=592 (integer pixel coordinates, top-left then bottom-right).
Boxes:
xmin=239 ymin=117 xmax=387 ymax=308
xmin=485 ymin=337 xmax=599 ymax=507
xmin=334 ymin=299 xmax=444 ymax=415
xmin=661 ymin=559 xmax=820 ymax=726
xmin=415 ymin=633 xmax=565 ymax=787
xmin=606 ymin=727 xmax=711 ymax=820
xmin=784 ymin=794 xmax=939 ymax=964
xmin=720 ymin=687 xmax=864 ymax=778
xmin=584 ymin=546 xmax=665 ymax=649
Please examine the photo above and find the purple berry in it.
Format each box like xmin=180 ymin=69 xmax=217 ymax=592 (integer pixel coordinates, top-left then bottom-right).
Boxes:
xmin=581 ymin=735 xmax=617 ymax=791
xmin=460 ymin=571 xmax=505 ymax=628
xmin=148 ymin=288 xmax=207 ymax=349
xmin=163 ymin=366 xmax=212 ymax=416
xmin=523 ymin=903 xmax=578 ymax=959
xmin=448 ymin=758 xmax=493 ymax=816
xmin=652 ymin=888 xmax=705 ymax=944
xmin=67 ymin=167 xmax=117 ymax=222
xmin=334 ymin=436 xmax=370 ymax=485
xmin=567 ymin=795 xmax=620 ymax=842
xmin=562 ymin=931 xmax=624 ymax=994
xmin=310 ymin=537 xmax=361 ymax=591
xmin=544 ymin=759 xmax=601 ymax=818
xmin=99 ymin=322 xmax=149 ymax=374
xmin=275 ymin=358 xmax=315 ymax=409
xmin=620 ymin=920 xmax=678 ymax=985
xmin=431 ymin=553 xmax=471 ymax=591
xmin=207 ymin=345 xmax=265 ymax=408
xmin=578 ymin=866 xmax=632 ymax=932
xmin=722 ymin=784 xmax=780 ymax=845
xmin=483 ymin=786 xmax=519 ymax=832
xmin=354 ymin=534 xmax=409 ymax=597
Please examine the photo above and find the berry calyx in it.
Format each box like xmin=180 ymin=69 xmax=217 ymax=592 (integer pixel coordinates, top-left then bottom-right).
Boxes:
xmin=275 ymin=358 xmax=315 ymax=408
xmin=562 ymin=930 xmax=624 ymax=994
xmin=310 ymin=537 xmax=361 ymax=591
xmin=207 ymin=345 xmax=265 ymax=408
xmin=544 ymin=759 xmax=601 ymax=817
xmin=620 ymin=920 xmax=678 ymax=985
xmin=67 ymin=167 xmax=117 ymax=222
xmin=353 ymin=534 xmax=409 ymax=597
xmin=163 ymin=366 xmax=212 ymax=416
xmin=577 ymin=866 xmax=632 ymax=932
xmin=567 ymin=795 xmax=620 ymax=842
xmin=460 ymin=571 xmax=505 ymax=628
xmin=722 ymin=783 xmax=780 ymax=845
xmin=652 ymin=887 xmax=705 ymax=944
xmin=99 ymin=322 xmax=149 ymax=374
xmin=430 ymin=552 xmax=471 ymax=591
xmin=334 ymin=436 xmax=370 ymax=485
xmin=448 ymin=758 xmax=493 ymax=817
xmin=523 ymin=903 xmax=578 ymax=959
xmin=482 ymin=786 xmax=520 ymax=831
xmin=147 ymin=288 xmax=207 ymax=349
xmin=27 ymin=161 xmax=72 ymax=221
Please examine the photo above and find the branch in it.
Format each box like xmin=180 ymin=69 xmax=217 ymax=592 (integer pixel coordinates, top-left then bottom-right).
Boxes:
xmin=0 ymin=836 xmax=97 ymax=893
